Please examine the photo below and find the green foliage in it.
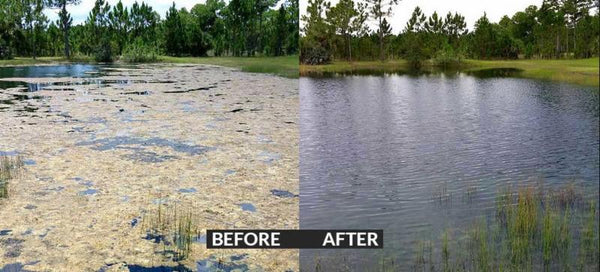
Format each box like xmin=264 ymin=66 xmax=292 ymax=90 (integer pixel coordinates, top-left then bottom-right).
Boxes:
xmin=0 ymin=0 xmax=298 ymax=59
xmin=432 ymin=46 xmax=463 ymax=68
xmin=86 ymin=0 xmax=115 ymax=62
xmin=300 ymin=0 xmax=332 ymax=64
xmin=300 ymin=41 xmax=331 ymax=65
xmin=0 ymin=43 xmax=12 ymax=59
xmin=122 ymin=39 xmax=158 ymax=63
xmin=301 ymin=1 xmax=600 ymax=64
xmin=402 ymin=32 xmax=426 ymax=68
xmin=93 ymin=41 xmax=113 ymax=62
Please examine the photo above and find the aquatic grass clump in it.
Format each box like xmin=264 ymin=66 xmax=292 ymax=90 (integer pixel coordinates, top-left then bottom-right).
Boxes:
xmin=441 ymin=231 xmax=449 ymax=271
xmin=577 ymin=200 xmax=599 ymax=271
xmin=412 ymin=240 xmax=434 ymax=271
xmin=141 ymin=202 xmax=200 ymax=261
xmin=411 ymin=183 xmax=598 ymax=271
xmin=507 ymin=187 xmax=538 ymax=265
xmin=0 ymin=156 xmax=24 ymax=199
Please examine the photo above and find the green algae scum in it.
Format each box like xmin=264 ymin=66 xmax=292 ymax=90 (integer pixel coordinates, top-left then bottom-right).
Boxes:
xmin=0 ymin=64 xmax=299 ymax=271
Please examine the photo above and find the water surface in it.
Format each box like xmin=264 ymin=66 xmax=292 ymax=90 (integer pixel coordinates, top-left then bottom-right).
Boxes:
xmin=299 ymin=73 xmax=599 ymax=269
xmin=0 ymin=64 xmax=100 ymax=89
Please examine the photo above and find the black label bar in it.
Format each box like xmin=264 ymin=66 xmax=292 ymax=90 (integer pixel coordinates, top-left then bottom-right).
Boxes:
xmin=206 ymin=230 xmax=383 ymax=249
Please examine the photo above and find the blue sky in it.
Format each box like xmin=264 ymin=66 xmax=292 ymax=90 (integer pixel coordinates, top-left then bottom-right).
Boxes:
xmin=43 ymin=0 xmax=206 ymax=25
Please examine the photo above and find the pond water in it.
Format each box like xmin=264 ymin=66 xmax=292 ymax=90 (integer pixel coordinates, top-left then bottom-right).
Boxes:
xmin=0 ymin=64 xmax=100 ymax=78
xmin=0 ymin=63 xmax=299 ymax=271
xmin=0 ymin=64 xmax=101 ymax=89
xmin=299 ymin=73 xmax=599 ymax=269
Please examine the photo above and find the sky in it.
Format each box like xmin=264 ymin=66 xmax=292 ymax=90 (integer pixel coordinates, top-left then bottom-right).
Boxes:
xmin=300 ymin=0 xmax=545 ymax=33
xmin=43 ymin=0 xmax=207 ymax=25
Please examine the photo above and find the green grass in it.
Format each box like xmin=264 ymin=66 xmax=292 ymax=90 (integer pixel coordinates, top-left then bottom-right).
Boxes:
xmin=300 ymin=60 xmax=409 ymax=75
xmin=141 ymin=201 xmax=199 ymax=261
xmin=413 ymin=184 xmax=599 ymax=271
xmin=0 ymin=156 xmax=24 ymax=199
xmin=301 ymin=58 xmax=600 ymax=87
xmin=463 ymin=58 xmax=599 ymax=87
xmin=159 ymin=55 xmax=299 ymax=78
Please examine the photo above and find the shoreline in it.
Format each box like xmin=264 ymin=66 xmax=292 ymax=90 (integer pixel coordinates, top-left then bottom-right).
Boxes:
xmin=0 ymin=55 xmax=299 ymax=79
xmin=300 ymin=58 xmax=599 ymax=87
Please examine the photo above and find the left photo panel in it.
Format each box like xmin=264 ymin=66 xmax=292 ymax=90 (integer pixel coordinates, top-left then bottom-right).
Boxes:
xmin=0 ymin=0 xmax=299 ymax=271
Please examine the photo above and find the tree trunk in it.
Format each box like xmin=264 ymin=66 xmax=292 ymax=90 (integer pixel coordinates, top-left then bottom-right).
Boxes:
xmin=30 ymin=22 xmax=36 ymax=60
xmin=259 ymin=13 xmax=263 ymax=55
xmin=566 ymin=28 xmax=569 ymax=58
xmin=62 ymin=3 xmax=71 ymax=59
xmin=573 ymin=27 xmax=576 ymax=58
xmin=555 ymin=32 xmax=560 ymax=58
xmin=379 ymin=17 xmax=384 ymax=61
xmin=32 ymin=29 xmax=36 ymax=59
xmin=348 ymin=34 xmax=352 ymax=62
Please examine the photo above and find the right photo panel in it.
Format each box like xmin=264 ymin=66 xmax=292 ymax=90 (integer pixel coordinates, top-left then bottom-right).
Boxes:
xmin=299 ymin=0 xmax=600 ymax=270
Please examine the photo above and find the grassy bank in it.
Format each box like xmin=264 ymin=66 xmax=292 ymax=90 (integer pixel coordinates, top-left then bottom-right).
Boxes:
xmin=300 ymin=58 xmax=599 ymax=87
xmin=464 ymin=58 xmax=599 ymax=87
xmin=0 ymin=55 xmax=299 ymax=78
xmin=158 ymin=55 xmax=299 ymax=78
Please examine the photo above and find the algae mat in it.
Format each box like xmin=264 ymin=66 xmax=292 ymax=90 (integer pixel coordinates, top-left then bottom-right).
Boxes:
xmin=0 ymin=64 xmax=298 ymax=271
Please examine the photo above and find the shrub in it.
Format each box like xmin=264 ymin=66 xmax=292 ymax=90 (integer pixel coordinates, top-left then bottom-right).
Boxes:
xmin=94 ymin=42 xmax=114 ymax=62
xmin=0 ymin=43 xmax=13 ymax=60
xmin=300 ymin=45 xmax=331 ymax=65
xmin=300 ymin=38 xmax=331 ymax=65
xmin=433 ymin=46 xmax=463 ymax=68
xmin=121 ymin=40 xmax=159 ymax=63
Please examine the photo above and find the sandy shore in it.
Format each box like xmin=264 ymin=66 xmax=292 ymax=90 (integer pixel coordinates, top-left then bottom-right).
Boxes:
xmin=0 ymin=64 xmax=298 ymax=271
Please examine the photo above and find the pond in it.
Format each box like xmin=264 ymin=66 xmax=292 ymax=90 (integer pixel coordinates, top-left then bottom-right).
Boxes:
xmin=0 ymin=64 xmax=101 ymax=89
xmin=0 ymin=64 xmax=299 ymax=271
xmin=299 ymin=72 xmax=599 ymax=270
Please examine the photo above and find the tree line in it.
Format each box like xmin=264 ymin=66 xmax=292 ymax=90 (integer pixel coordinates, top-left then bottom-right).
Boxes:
xmin=0 ymin=0 xmax=299 ymax=61
xmin=300 ymin=0 xmax=600 ymax=65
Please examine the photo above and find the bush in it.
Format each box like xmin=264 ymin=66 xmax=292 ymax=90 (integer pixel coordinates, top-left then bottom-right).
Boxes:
xmin=121 ymin=40 xmax=159 ymax=63
xmin=94 ymin=42 xmax=114 ymax=62
xmin=402 ymin=32 xmax=428 ymax=69
xmin=433 ymin=46 xmax=463 ymax=68
xmin=300 ymin=37 xmax=332 ymax=65
xmin=300 ymin=46 xmax=331 ymax=65
xmin=0 ymin=44 xmax=13 ymax=60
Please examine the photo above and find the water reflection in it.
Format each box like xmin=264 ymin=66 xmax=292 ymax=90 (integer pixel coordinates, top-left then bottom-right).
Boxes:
xmin=302 ymin=67 xmax=523 ymax=79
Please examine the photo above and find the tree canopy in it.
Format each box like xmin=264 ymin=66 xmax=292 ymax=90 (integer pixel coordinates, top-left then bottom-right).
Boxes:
xmin=300 ymin=0 xmax=600 ymax=65
xmin=0 ymin=0 xmax=299 ymax=61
